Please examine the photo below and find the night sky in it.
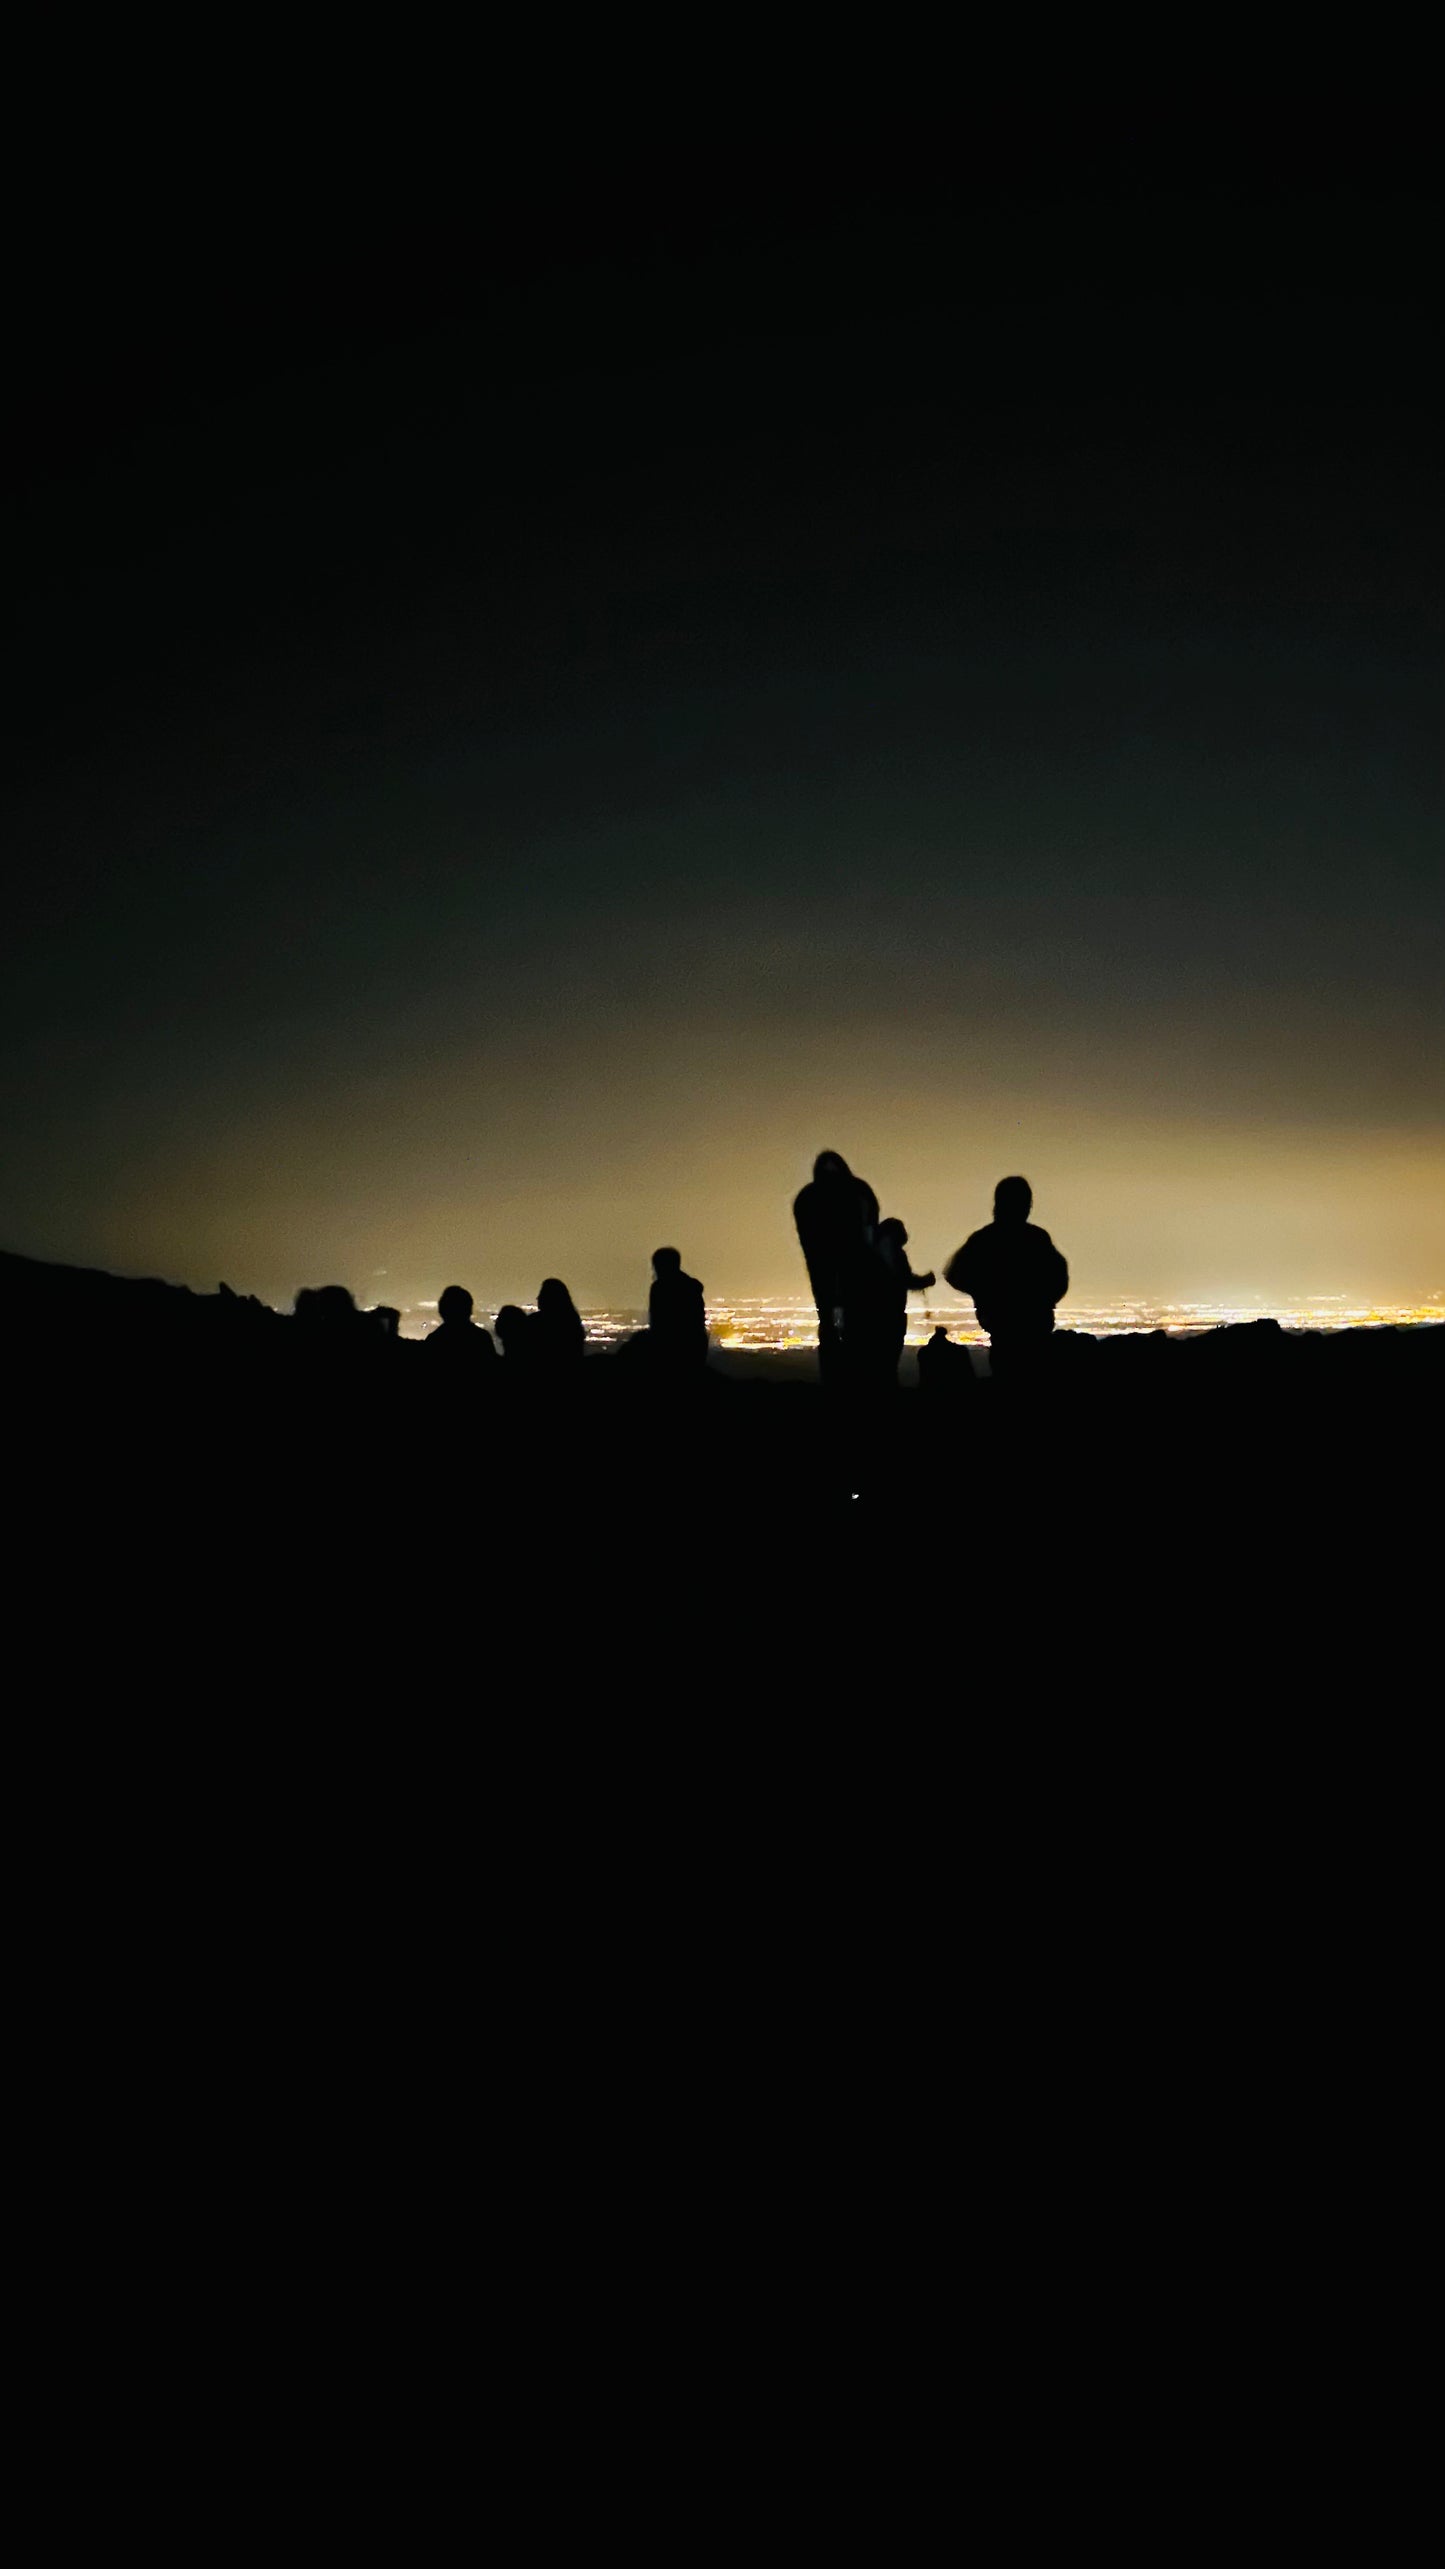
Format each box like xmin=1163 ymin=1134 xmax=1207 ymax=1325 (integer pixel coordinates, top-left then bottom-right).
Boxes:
xmin=5 ymin=170 xmax=1441 ymax=1314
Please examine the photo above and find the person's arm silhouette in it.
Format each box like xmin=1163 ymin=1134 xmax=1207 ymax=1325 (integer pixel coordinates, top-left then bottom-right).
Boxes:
xmin=944 ymin=1239 xmax=976 ymax=1296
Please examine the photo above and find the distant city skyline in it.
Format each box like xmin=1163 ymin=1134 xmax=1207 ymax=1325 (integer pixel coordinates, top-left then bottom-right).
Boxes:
xmin=388 ymin=1291 xmax=1444 ymax=1349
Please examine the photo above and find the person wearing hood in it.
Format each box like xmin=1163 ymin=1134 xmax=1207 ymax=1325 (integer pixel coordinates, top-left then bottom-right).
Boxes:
xmin=792 ymin=1150 xmax=880 ymax=1387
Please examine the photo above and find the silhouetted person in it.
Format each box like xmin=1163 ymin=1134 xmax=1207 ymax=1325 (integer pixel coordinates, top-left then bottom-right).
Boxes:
xmin=295 ymin=1283 xmax=363 ymax=1333
xmin=877 ymin=1217 xmax=936 ymax=1365
xmin=793 ymin=1150 xmax=880 ymax=1386
xmin=426 ymin=1284 xmax=497 ymax=1366
xmin=944 ymin=1176 xmax=1068 ymax=1380
xmin=290 ymin=1283 xmax=384 ymax=1422
xmin=533 ymin=1278 xmax=586 ymax=1375
xmin=851 ymin=1216 xmax=936 ymax=1389
xmin=649 ymin=1248 xmax=707 ymax=1371
xmin=918 ymin=1324 xmax=974 ymax=1398
xmin=495 ymin=1304 xmax=535 ymax=1373
xmin=292 ymin=1284 xmax=377 ymax=1365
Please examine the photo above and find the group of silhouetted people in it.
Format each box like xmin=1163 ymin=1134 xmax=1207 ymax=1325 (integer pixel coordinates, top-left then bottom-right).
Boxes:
xmin=415 ymin=1250 xmax=708 ymax=1382
xmin=792 ymin=1154 xmax=1069 ymax=1388
xmin=424 ymin=1276 xmax=588 ymax=1377
xmin=291 ymin=1162 xmax=1066 ymax=1394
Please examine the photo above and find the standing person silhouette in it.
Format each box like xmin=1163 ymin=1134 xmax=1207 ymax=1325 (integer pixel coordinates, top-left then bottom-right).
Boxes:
xmin=494 ymin=1304 xmax=534 ymax=1370
xmin=944 ymin=1176 xmax=1068 ymax=1381
xmin=649 ymin=1248 xmax=708 ymax=1371
xmin=857 ymin=1217 xmax=936 ymax=1387
xmin=792 ymin=1151 xmax=879 ymax=1387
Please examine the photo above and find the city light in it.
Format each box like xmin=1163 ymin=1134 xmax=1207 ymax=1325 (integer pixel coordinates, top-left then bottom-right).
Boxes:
xmin=395 ymin=1294 xmax=1443 ymax=1347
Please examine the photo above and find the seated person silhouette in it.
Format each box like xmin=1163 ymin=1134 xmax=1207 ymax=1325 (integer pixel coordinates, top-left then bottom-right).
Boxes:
xmin=918 ymin=1324 xmax=974 ymax=1398
xmin=292 ymin=1282 xmax=377 ymax=1371
xmin=495 ymin=1304 xmax=535 ymax=1372
xmin=856 ymin=1217 xmax=936 ymax=1384
xmin=649 ymin=1248 xmax=707 ymax=1371
xmin=295 ymin=1282 xmax=362 ymax=1332
xmin=533 ymin=1278 xmax=587 ymax=1373
xmin=426 ymin=1283 xmax=497 ymax=1364
xmin=792 ymin=1149 xmax=880 ymax=1386
xmin=944 ymin=1176 xmax=1068 ymax=1380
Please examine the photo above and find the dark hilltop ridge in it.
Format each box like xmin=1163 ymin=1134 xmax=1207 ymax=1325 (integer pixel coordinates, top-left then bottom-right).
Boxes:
xmin=7 ymin=1243 xmax=1442 ymax=1398
xmin=7 ymin=1241 xmax=1442 ymax=1388
xmin=5 ymin=1239 xmax=1438 ymax=1723
xmin=7 ymin=1242 xmax=1440 ymax=1533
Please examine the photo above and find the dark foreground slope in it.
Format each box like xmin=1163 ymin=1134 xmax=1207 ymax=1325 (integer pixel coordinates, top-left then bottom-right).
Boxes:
xmin=5 ymin=1248 xmax=1439 ymax=1696
xmin=6 ymin=1249 xmax=1436 ymax=2326
xmin=12 ymin=1235 xmax=1435 ymax=2148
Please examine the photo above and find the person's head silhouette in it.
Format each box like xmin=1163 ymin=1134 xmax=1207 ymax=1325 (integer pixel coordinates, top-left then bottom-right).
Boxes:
xmin=814 ymin=1151 xmax=852 ymax=1183
xmin=438 ymin=1284 xmax=474 ymax=1326
xmin=496 ymin=1304 xmax=528 ymax=1350
xmin=878 ymin=1217 xmax=908 ymax=1250
xmin=652 ymin=1247 xmax=681 ymax=1277
xmin=994 ymin=1176 xmax=1032 ymax=1224
xmin=535 ymin=1279 xmax=584 ymax=1366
